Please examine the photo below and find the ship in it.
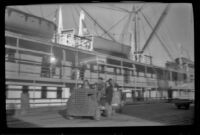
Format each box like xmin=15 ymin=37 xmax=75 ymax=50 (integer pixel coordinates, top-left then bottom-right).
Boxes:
xmin=5 ymin=4 xmax=194 ymax=110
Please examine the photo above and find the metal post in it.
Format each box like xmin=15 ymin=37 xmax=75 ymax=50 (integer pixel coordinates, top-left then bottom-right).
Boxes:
xmin=97 ymin=57 xmax=99 ymax=79
xmin=75 ymin=45 xmax=78 ymax=89
xmin=62 ymin=49 xmax=66 ymax=79
xmin=50 ymin=46 xmax=53 ymax=78
xmin=121 ymin=60 xmax=124 ymax=92
xmin=16 ymin=38 xmax=20 ymax=76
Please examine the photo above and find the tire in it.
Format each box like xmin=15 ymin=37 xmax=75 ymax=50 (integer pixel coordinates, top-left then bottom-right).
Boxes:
xmin=185 ymin=104 xmax=190 ymax=110
xmin=105 ymin=104 xmax=112 ymax=117
xmin=94 ymin=108 xmax=101 ymax=120
xmin=177 ymin=105 xmax=181 ymax=109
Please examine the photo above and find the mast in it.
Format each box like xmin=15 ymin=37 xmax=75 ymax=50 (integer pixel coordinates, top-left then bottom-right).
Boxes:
xmin=134 ymin=8 xmax=138 ymax=61
xmin=57 ymin=5 xmax=63 ymax=35
xmin=133 ymin=5 xmax=140 ymax=62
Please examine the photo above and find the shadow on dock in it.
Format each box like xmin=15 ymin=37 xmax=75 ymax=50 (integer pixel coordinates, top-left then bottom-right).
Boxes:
xmin=120 ymin=103 xmax=194 ymax=125
xmin=6 ymin=116 xmax=40 ymax=128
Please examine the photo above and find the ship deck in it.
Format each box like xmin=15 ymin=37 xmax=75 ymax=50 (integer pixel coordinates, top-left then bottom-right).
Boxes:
xmin=6 ymin=102 xmax=194 ymax=127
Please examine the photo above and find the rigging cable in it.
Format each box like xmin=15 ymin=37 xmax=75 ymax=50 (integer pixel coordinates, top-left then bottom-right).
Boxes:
xmin=101 ymin=14 xmax=129 ymax=37
xmin=111 ymin=5 xmax=131 ymax=13
xmin=119 ymin=5 xmax=134 ymax=44
xmin=93 ymin=5 xmax=128 ymax=13
xmin=139 ymin=9 xmax=174 ymax=61
xmin=146 ymin=10 xmax=175 ymax=60
xmin=150 ymin=7 xmax=175 ymax=58
xmin=150 ymin=6 xmax=178 ymax=59
xmin=140 ymin=15 xmax=148 ymax=48
xmin=79 ymin=5 xmax=117 ymax=42
xmin=71 ymin=6 xmax=78 ymax=30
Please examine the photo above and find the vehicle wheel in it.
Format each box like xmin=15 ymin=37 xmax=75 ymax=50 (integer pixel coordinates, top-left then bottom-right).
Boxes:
xmin=185 ymin=104 xmax=190 ymax=110
xmin=66 ymin=116 xmax=74 ymax=120
xmin=94 ymin=108 xmax=101 ymax=120
xmin=105 ymin=104 xmax=112 ymax=117
xmin=177 ymin=105 xmax=181 ymax=109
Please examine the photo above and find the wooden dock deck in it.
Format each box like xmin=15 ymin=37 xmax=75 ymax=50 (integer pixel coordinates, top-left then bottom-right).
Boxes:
xmin=6 ymin=102 xmax=194 ymax=127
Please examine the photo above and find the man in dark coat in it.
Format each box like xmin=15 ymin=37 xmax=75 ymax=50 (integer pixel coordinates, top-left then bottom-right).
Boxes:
xmin=96 ymin=77 xmax=106 ymax=105
xmin=104 ymin=79 xmax=114 ymax=117
xmin=105 ymin=79 xmax=114 ymax=105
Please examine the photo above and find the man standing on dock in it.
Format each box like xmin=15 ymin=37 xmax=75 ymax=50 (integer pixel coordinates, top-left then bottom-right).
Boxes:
xmin=105 ymin=79 xmax=114 ymax=117
xmin=96 ymin=77 xmax=106 ymax=106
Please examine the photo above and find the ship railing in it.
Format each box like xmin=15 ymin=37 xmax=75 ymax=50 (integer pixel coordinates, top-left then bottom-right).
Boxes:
xmin=6 ymin=57 xmax=193 ymax=104
xmin=73 ymin=35 xmax=93 ymax=51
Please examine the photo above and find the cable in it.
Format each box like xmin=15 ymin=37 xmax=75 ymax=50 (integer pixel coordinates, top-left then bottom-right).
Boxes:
xmin=140 ymin=10 xmax=174 ymax=61
xmin=119 ymin=9 xmax=133 ymax=44
xmin=111 ymin=5 xmax=130 ymax=13
xmin=93 ymin=5 xmax=128 ymax=13
xmin=149 ymin=15 xmax=175 ymax=59
xmin=79 ymin=5 xmax=116 ymax=42
xmin=101 ymin=14 xmax=129 ymax=37
xmin=150 ymin=5 xmax=177 ymax=59
xmin=150 ymin=7 xmax=176 ymax=56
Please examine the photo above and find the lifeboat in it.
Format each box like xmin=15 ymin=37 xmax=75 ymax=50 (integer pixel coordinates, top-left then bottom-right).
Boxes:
xmin=5 ymin=7 xmax=57 ymax=40
xmin=93 ymin=36 xmax=131 ymax=58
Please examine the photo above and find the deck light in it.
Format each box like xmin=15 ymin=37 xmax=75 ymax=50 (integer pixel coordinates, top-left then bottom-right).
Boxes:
xmin=50 ymin=55 xmax=56 ymax=64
